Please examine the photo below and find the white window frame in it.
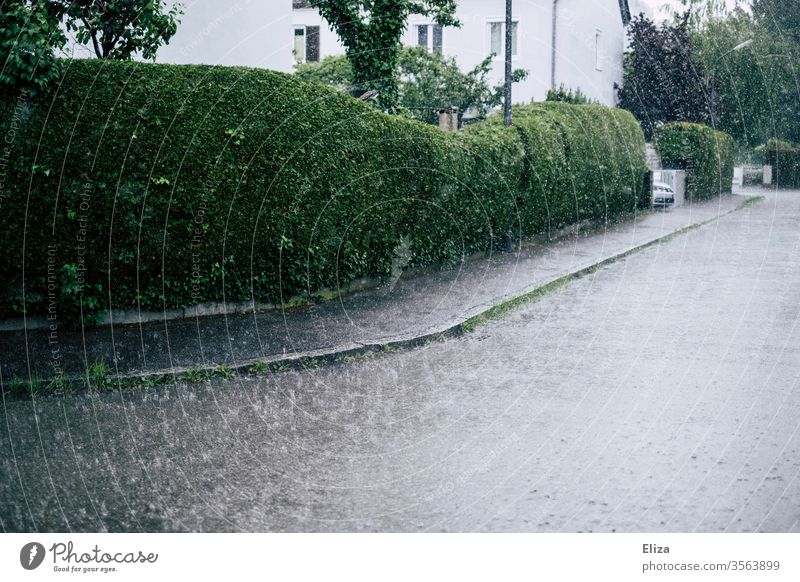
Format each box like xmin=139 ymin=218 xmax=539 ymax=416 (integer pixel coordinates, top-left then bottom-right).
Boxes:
xmin=293 ymin=24 xmax=320 ymax=64
xmin=486 ymin=18 xmax=520 ymax=62
xmin=294 ymin=26 xmax=307 ymax=63
xmin=595 ymin=28 xmax=603 ymax=71
xmin=413 ymin=22 xmax=445 ymax=54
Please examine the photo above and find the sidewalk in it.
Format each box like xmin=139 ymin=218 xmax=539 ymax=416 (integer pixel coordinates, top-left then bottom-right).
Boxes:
xmin=0 ymin=194 xmax=753 ymax=382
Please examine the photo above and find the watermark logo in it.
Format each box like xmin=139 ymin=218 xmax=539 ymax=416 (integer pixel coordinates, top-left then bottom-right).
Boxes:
xmin=20 ymin=542 xmax=46 ymax=570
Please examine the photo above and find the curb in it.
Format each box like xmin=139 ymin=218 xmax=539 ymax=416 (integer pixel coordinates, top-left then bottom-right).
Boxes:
xmin=5 ymin=195 xmax=763 ymax=396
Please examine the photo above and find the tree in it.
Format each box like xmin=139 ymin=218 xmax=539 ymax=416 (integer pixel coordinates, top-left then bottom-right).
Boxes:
xmin=691 ymin=7 xmax=800 ymax=147
xmin=295 ymin=48 xmax=527 ymax=126
xmin=546 ymin=84 xmax=595 ymax=104
xmin=295 ymin=53 xmax=353 ymax=91
xmin=616 ymin=12 xmax=709 ymax=140
xmin=58 ymin=0 xmax=183 ymax=60
xmin=308 ymin=0 xmax=459 ymax=110
xmin=0 ymin=0 xmax=67 ymax=93
xmin=397 ymin=47 xmax=526 ymax=125
xmin=751 ymin=0 xmax=800 ymax=44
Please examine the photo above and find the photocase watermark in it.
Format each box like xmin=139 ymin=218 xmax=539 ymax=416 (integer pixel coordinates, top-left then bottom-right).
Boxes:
xmin=46 ymin=244 xmax=63 ymax=378
xmin=190 ymin=169 xmax=218 ymax=302
xmin=178 ymin=1 xmax=246 ymax=59
xmin=190 ymin=199 xmax=209 ymax=303
xmin=74 ymin=179 xmax=94 ymax=293
xmin=19 ymin=542 xmax=46 ymax=570
xmin=0 ymin=88 xmax=29 ymax=213
xmin=18 ymin=540 xmax=159 ymax=574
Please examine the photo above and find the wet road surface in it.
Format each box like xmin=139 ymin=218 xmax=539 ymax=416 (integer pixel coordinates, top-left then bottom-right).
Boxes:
xmin=2 ymin=190 xmax=799 ymax=532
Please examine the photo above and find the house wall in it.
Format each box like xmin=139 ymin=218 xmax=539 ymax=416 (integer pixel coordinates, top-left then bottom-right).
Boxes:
xmin=404 ymin=0 xmax=628 ymax=105
xmin=551 ymin=0 xmax=625 ymax=104
xmin=292 ymin=6 xmax=346 ymax=62
xmin=127 ymin=0 xmax=641 ymax=107
xmin=154 ymin=0 xmax=293 ymax=72
xmin=405 ymin=0 xmax=552 ymax=104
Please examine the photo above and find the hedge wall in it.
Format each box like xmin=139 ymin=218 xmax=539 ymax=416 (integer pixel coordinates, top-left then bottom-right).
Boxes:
xmin=655 ymin=122 xmax=735 ymax=201
xmin=766 ymin=142 xmax=800 ymax=188
xmin=0 ymin=59 xmax=646 ymax=324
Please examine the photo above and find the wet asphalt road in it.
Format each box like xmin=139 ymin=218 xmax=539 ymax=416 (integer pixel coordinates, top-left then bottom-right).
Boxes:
xmin=2 ymin=190 xmax=799 ymax=533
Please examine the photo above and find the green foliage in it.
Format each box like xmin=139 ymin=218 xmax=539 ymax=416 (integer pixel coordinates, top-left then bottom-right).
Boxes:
xmin=0 ymin=59 xmax=647 ymax=324
xmin=58 ymin=0 xmax=183 ymax=60
xmin=509 ymin=103 xmax=648 ymax=228
xmin=85 ymin=360 xmax=109 ymax=392
xmin=248 ymin=361 xmax=269 ymax=374
xmin=295 ymin=48 xmax=526 ymax=126
xmin=545 ymin=85 xmax=595 ymax=105
xmin=396 ymin=47 xmax=526 ymax=125
xmin=751 ymin=0 xmax=800 ymax=43
xmin=58 ymin=262 xmax=105 ymax=327
xmin=215 ymin=364 xmax=236 ymax=379
xmin=182 ymin=366 xmax=211 ymax=383
xmin=309 ymin=0 xmax=459 ymax=109
xmin=617 ymin=13 xmax=709 ymax=140
xmin=655 ymin=122 xmax=735 ymax=200
xmin=0 ymin=0 xmax=66 ymax=93
xmin=764 ymin=140 xmax=800 ymax=188
xmin=46 ymin=372 xmax=72 ymax=395
xmin=6 ymin=375 xmax=26 ymax=396
xmin=294 ymin=54 xmax=353 ymax=90
xmin=691 ymin=8 xmax=800 ymax=147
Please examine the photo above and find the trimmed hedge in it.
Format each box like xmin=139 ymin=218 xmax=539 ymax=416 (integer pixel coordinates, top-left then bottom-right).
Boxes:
xmin=0 ymin=59 xmax=646 ymax=324
xmin=765 ymin=141 xmax=800 ymax=188
xmin=655 ymin=122 xmax=735 ymax=201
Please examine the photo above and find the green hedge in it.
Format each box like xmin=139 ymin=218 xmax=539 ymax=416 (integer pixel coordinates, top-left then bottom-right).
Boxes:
xmin=0 ymin=59 xmax=646 ymax=324
xmin=655 ymin=122 xmax=735 ymax=201
xmin=765 ymin=141 xmax=800 ymax=188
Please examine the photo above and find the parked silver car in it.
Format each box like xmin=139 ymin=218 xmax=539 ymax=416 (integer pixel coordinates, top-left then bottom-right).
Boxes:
xmin=653 ymin=182 xmax=675 ymax=206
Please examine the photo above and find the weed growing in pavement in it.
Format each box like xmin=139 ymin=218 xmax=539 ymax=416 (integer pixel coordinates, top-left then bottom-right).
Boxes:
xmin=85 ymin=360 xmax=109 ymax=392
xmin=6 ymin=375 xmax=25 ymax=396
xmin=47 ymin=373 xmax=72 ymax=396
xmin=248 ymin=361 xmax=269 ymax=374
xmin=460 ymin=277 xmax=570 ymax=333
xmin=740 ymin=195 xmax=765 ymax=208
xmin=182 ymin=366 xmax=210 ymax=383
xmin=215 ymin=364 xmax=236 ymax=379
xmin=299 ymin=358 xmax=318 ymax=369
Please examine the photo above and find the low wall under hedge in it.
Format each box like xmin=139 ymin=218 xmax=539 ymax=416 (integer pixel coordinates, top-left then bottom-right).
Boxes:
xmin=655 ymin=122 xmax=735 ymax=201
xmin=0 ymin=59 xmax=647 ymax=325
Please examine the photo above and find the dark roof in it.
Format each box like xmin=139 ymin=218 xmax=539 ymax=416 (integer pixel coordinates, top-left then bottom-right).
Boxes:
xmin=293 ymin=0 xmax=311 ymax=9
xmin=618 ymin=0 xmax=632 ymax=25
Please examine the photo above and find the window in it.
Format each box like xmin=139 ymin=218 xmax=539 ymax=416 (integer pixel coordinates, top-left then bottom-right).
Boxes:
xmin=488 ymin=21 xmax=518 ymax=58
xmin=294 ymin=25 xmax=320 ymax=63
xmin=416 ymin=24 xmax=443 ymax=54
xmin=294 ymin=27 xmax=305 ymax=62
xmin=595 ymin=29 xmax=603 ymax=71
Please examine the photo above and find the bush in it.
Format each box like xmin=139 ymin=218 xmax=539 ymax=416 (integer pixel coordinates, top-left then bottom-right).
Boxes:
xmin=0 ymin=59 xmax=647 ymax=325
xmin=0 ymin=1 xmax=66 ymax=94
xmin=545 ymin=84 xmax=596 ymax=105
xmin=655 ymin=122 xmax=735 ymax=201
xmin=764 ymin=140 xmax=800 ymax=188
xmin=294 ymin=49 xmax=527 ymax=127
xmin=495 ymin=102 xmax=648 ymax=229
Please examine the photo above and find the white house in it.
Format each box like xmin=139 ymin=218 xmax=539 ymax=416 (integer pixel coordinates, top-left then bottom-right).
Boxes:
xmin=292 ymin=0 xmax=653 ymax=105
xmin=152 ymin=0 xmax=294 ymax=72
xmin=142 ymin=1 xmax=652 ymax=106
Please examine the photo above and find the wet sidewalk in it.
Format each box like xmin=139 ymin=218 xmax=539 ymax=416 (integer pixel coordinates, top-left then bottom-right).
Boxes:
xmin=0 ymin=194 xmax=751 ymax=381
